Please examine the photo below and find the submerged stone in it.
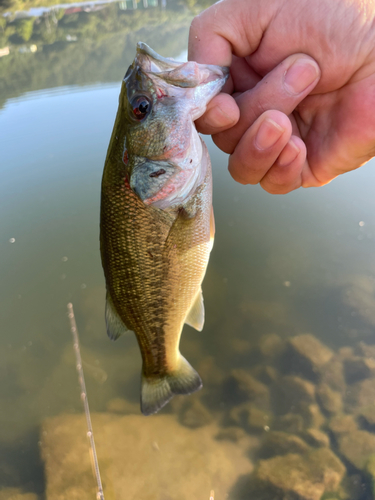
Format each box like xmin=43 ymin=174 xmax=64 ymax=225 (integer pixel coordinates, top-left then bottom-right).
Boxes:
xmin=258 ymin=431 xmax=310 ymax=459
xmin=328 ymin=414 xmax=358 ymax=438
xmin=251 ymin=365 xmax=279 ymax=385
xmin=357 ymin=404 xmax=375 ymax=427
xmin=318 ymin=356 xmax=346 ymax=393
xmin=346 ymin=378 xmax=375 ymax=410
xmin=272 ymin=375 xmax=316 ymax=415
xmin=41 ymin=413 xmax=253 ymax=500
xmin=177 ymin=398 xmax=212 ymax=429
xmin=273 ymin=413 xmax=305 ymax=433
xmin=343 ymin=356 xmax=375 ymax=383
xmin=316 ymin=383 xmax=343 ymax=414
xmin=338 ymin=430 xmax=375 ymax=469
xmin=304 ymin=428 xmax=330 ymax=448
xmin=254 ymin=448 xmax=345 ymax=500
xmin=229 ymin=403 xmax=271 ymax=432
xmin=286 ymin=334 xmax=333 ymax=380
xmin=298 ymin=403 xmax=326 ymax=429
xmin=258 ymin=333 xmax=286 ymax=359
xmin=221 ymin=369 xmax=270 ymax=409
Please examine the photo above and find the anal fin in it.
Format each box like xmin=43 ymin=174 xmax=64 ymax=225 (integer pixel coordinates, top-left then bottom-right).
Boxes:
xmin=105 ymin=292 xmax=132 ymax=341
xmin=185 ymin=287 xmax=205 ymax=331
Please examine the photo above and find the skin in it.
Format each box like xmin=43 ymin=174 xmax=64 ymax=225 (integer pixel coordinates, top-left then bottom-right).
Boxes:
xmin=188 ymin=0 xmax=375 ymax=194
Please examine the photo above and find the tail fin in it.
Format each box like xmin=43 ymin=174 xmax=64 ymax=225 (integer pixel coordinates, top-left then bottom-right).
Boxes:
xmin=140 ymin=355 xmax=202 ymax=416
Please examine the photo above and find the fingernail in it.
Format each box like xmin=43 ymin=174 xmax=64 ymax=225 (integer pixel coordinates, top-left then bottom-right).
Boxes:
xmin=278 ymin=139 xmax=300 ymax=166
xmin=255 ymin=118 xmax=284 ymax=150
xmin=284 ymin=59 xmax=319 ymax=95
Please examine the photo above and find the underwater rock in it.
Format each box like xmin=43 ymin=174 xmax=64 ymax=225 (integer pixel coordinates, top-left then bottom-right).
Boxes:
xmin=328 ymin=414 xmax=358 ymax=438
xmin=228 ymin=403 xmax=271 ymax=432
xmin=41 ymin=413 xmax=253 ymax=500
xmin=286 ymin=334 xmax=333 ymax=380
xmin=258 ymin=333 xmax=286 ymax=359
xmin=316 ymin=383 xmax=343 ymax=414
xmin=304 ymin=428 xmax=330 ymax=448
xmin=318 ymin=356 xmax=346 ymax=393
xmin=0 ymin=490 xmax=38 ymax=500
xmin=272 ymin=375 xmax=316 ymax=414
xmin=346 ymin=378 xmax=375 ymax=410
xmin=221 ymin=369 xmax=270 ymax=410
xmin=215 ymin=427 xmax=262 ymax=456
xmin=253 ymin=448 xmax=345 ymax=500
xmin=356 ymin=404 xmax=375 ymax=428
xmin=273 ymin=413 xmax=305 ymax=433
xmin=343 ymin=356 xmax=375 ymax=383
xmin=338 ymin=430 xmax=375 ymax=469
xmin=214 ymin=427 xmax=262 ymax=459
xmin=251 ymin=365 xmax=279 ymax=385
xmin=258 ymin=431 xmax=310 ymax=459
xmin=177 ymin=399 xmax=212 ymax=429
xmin=298 ymin=403 xmax=326 ymax=429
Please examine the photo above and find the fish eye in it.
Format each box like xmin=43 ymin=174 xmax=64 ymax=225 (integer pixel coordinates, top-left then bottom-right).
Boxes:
xmin=131 ymin=96 xmax=151 ymax=121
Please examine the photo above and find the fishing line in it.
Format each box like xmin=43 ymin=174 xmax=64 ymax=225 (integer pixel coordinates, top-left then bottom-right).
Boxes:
xmin=67 ymin=302 xmax=105 ymax=500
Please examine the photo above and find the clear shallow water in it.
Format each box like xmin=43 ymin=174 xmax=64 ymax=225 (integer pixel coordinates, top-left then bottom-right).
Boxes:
xmin=2 ymin=1 xmax=375 ymax=499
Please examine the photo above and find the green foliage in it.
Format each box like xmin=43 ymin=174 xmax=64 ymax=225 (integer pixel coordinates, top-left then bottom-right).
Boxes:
xmin=15 ymin=17 xmax=35 ymax=41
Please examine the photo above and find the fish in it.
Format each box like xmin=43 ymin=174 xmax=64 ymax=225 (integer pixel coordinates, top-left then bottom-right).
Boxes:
xmin=100 ymin=42 xmax=228 ymax=416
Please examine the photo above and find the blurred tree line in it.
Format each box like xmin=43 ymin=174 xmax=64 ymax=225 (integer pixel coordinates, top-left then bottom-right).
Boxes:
xmin=0 ymin=0 xmax=213 ymax=47
xmin=0 ymin=0 xmax=215 ymax=109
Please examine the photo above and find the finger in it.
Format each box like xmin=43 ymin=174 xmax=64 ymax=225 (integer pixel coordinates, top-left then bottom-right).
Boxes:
xmin=195 ymin=94 xmax=240 ymax=135
xmin=228 ymin=110 xmax=292 ymax=185
xmin=259 ymin=136 xmax=307 ymax=194
xmin=188 ymin=0 xmax=268 ymax=65
xmin=213 ymin=54 xmax=320 ymax=154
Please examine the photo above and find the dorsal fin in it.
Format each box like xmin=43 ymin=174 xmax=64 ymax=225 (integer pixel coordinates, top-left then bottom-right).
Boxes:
xmin=105 ymin=292 xmax=132 ymax=341
xmin=185 ymin=288 xmax=205 ymax=331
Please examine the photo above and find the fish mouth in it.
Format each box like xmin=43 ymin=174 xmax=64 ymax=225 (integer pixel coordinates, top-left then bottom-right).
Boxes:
xmin=135 ymin=42 xmax=229 ymax=89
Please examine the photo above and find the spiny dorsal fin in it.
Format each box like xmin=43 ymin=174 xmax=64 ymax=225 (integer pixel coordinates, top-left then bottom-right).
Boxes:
xmin=185 ymin=287 xmax=205 ymax=331
xmin=105 ymin=292 xmax=132 ymax=341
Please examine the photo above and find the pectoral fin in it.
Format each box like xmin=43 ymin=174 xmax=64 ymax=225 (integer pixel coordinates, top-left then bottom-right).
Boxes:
xmin=105 ymin=292 xmax=132 ymax=341
xmin=185 ymin=287 xmax=205 ymax=331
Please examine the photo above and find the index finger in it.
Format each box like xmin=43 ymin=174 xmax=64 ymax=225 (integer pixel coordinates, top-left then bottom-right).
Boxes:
xmin=188 ymin=0 xmax=267 ymax=65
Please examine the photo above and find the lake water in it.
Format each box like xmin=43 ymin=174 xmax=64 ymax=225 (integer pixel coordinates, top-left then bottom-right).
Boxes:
xmin=2 ymin=1 xmax=375 ymax=499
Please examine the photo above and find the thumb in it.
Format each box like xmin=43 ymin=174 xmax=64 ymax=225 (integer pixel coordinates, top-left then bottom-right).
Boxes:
xmin=188 ymin=0 xmax=268 ymax=66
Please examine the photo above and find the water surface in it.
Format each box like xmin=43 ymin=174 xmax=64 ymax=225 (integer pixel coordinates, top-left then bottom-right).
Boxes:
xmin=2 ymin=1 xmax=375 ymax=498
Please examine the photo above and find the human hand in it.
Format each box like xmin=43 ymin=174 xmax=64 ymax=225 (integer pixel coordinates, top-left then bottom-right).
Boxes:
xmin=189 ymin=0 xmax=375 ymax=194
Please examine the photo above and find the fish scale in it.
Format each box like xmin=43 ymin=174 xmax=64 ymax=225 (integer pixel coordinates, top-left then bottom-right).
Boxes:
xmin=100 ymin=42 xmax=228 ymax=415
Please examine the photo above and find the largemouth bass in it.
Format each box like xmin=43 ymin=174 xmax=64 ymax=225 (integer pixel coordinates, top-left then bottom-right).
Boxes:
xmin=100 ymin=43 xmax=228 ymax=415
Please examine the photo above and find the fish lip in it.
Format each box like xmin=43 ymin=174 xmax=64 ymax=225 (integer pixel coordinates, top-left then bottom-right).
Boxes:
xmin=136 ymin=42 xmax=181 ymax=68
xmin=135 ymin=41 xmax=229 ymax=88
